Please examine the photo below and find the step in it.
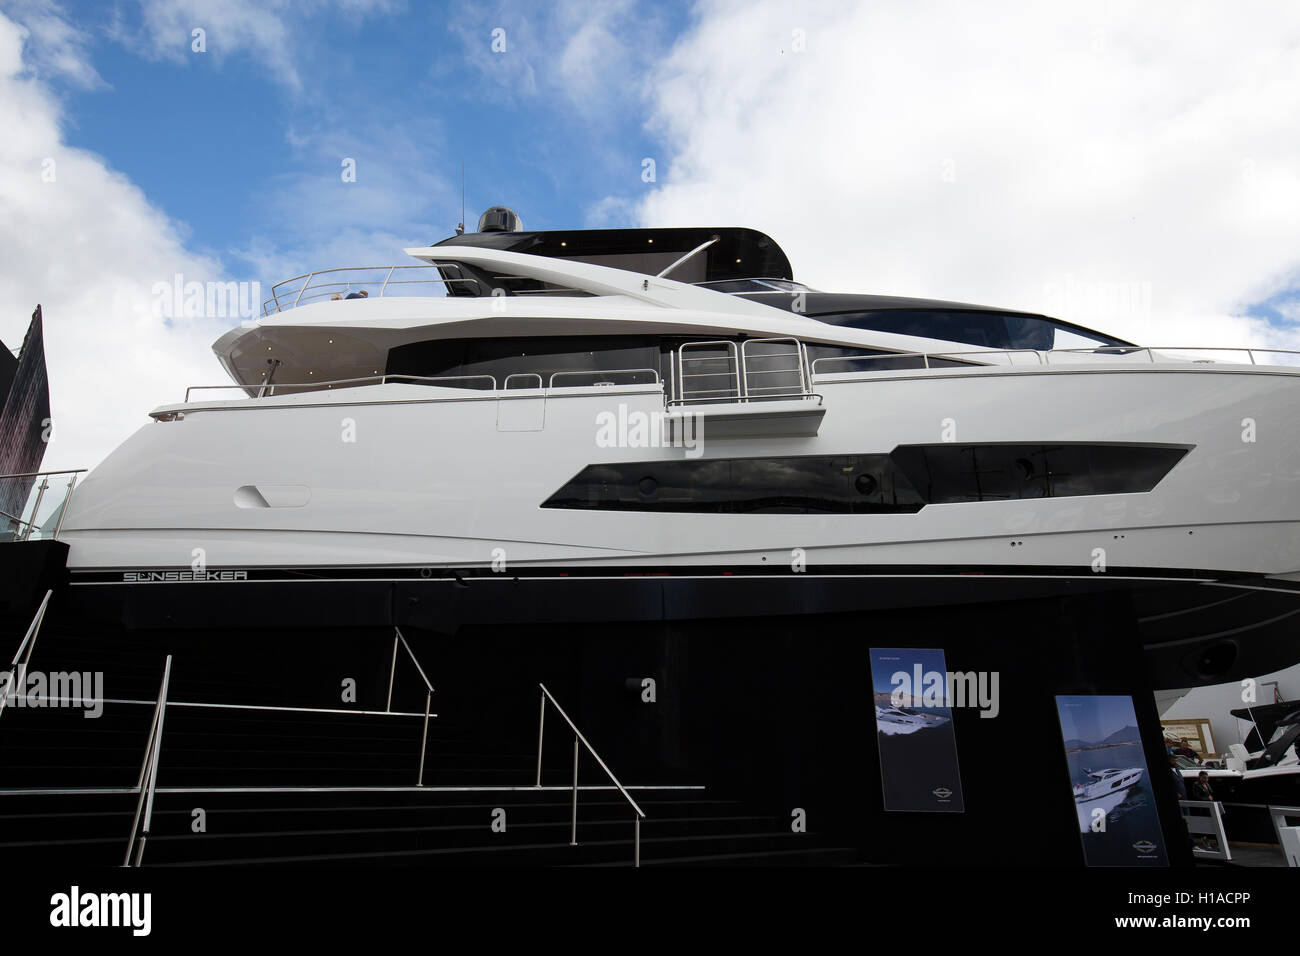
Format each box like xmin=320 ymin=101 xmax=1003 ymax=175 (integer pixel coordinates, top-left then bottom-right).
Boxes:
xmin=148 ymin=829 xmax=851 ymax=867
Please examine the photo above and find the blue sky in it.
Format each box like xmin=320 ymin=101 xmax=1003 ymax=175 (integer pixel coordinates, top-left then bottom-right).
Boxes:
xmin=4 ymin=1 xmax=1300 ymax=469
xmin=51 ymin=0 xmax=689 ymax=281
xmin=1056 ymin=696 xmax=1139 ymax=745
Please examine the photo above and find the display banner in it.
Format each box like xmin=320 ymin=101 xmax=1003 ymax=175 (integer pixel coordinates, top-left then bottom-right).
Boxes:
xmin=1056 ymin=695 xmax=1167 ymax=867
xmin=869 ymin=647 xmax=965 ymax=812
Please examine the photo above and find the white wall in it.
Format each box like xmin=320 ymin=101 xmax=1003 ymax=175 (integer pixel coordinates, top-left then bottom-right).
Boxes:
xmin=1159 ymin=663 xmax=1300 ymax=755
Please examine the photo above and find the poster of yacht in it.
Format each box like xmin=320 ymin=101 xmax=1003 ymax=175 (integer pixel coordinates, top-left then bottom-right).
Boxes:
xmin=1056 ymin=695 xmax=1167 ymax=867
xmin=869 ymin=648 xmax=965 ymax=812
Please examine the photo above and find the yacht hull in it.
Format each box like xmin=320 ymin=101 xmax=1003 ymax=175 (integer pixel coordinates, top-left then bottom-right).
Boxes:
xmin=54 ymin=363 xmax=1300 ymax=685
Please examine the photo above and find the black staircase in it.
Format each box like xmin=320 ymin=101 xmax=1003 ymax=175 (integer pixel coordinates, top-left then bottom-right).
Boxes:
xmin=0 ymin=601 xmax=856 ymax=867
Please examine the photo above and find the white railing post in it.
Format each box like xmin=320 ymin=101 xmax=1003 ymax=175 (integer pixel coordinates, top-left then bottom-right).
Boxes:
xmin=391 ymin=628 xmax=436 ymax=787
xmin=536 ymin=684 xmax=645 ymax=865
xmin=292 ymin=272 xmax=314 ymax=308
xmin=22 ymin=478 xmax=49 ymax=542
xmin=0 ymin=590 xmax=53 ymax=725
xmin=124 ymin=655 xmax=171 ymax=867
xmin=570 ymin=736 xmax=579 ymax=846
xmin=535 ymin=691 xmax=546 ymax=788
xmin=385 ymin=634 xmax=398 ymax=713
xmin=417 ymin=691 xmax=431 ymax=786
xmin=52 ymin=472 xmax=80 ymax=539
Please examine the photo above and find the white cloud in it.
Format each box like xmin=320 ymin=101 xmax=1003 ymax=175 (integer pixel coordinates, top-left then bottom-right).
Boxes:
xmin=0 ymin=10 xmax=232 ymax=471
xmin=128 ymin=0 xmax=303 ymax=90
xmin=633 ymin=0 xmax=1300 ymax=348
xmin=583 ymin=194 xmax=638 ymax=228
xmin=5 ymin=0 xmax=104 ymax=89
xmin=448 ymin=0 xmax=670 ymax=116
xmin=117 ymin=0 xmax=404 ymax=91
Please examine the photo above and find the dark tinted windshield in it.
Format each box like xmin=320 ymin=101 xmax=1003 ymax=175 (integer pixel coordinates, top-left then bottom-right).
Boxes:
xmin=697 ymin=278 xmax=812 ymax=294
xmin=816 ymin=310 xmax=1129 ymax=351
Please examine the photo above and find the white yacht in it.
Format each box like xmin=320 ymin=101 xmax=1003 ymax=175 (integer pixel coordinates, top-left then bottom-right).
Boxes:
xmin=874 ymin=704 xmax=951 ymax=736
xmin=1073 ymin=767 xmax=1144 ymax=831
xmin=49 ymin=208 xmax=1300 ymax=650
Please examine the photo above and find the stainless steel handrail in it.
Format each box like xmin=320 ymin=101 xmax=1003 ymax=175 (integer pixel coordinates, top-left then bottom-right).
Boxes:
xmin=124 ymin=655 xmax=171 ymax=867
xmin=504 ymin=373 xmax=543 ymax=390
xmin=183 ymin=374 xmax=499 ymax=402
xmin=283 ymin=279 xmax=480 ymax=311
xmin=1043 ymin=346 xmax=1300 ymax=365
xmin=810 ymin=349 xmax=1042 ymax=377
xmin=52 ymin=473 xmax=81 ymax=539
xmin=0 ymin=470 xmax=87 ymax=542
xmin=270 ymin=264 xmax=476 ymax=314
xmin=534 ymin=682 xmax=644 ymax=867
xmin=388 ymin=628 xmax=435 ymax=787
xmin=810 ymin=345 xmax=1300 ymax=379
xmin=740 ymin=336 xmax=810 ymax=398
xmin=179 ymin=369 xmax=667 ymax=404
xmin=548 ymin=368 xmax=661 ymax=387
xmin=665 ymin=392 xmax=823 ymax=408
xmin=674 ymin=339 xmax=816 ymax=405
xmin=677 ymin=340 xmax=740 ymax=404
xmin=0 ymin=590 xmax=53 ymax=726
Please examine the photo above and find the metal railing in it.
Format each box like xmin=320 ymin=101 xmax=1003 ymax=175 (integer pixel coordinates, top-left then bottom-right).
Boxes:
xmin=740 ymin=337 xmax=811 ymax=399
xmin=811 ymin=349 xmax=1040 ymax=377
xmin=263 ymin=264 xmax=479 ymax=315
xmin=178 ymin=369 xmax=664 ymax=404
xmin=1178 ymin=799 xmax=1232 ymax=862
xmin=1046 ymin=346 xmax=1300 ymax=366
xmin=810 ymin=345 xmax=1300 ymax=380
xmin=673 ymin=338 xmax=815 ymax=407
xmin=124 ymin=655 xmax=171 ymax=867
xmin=549 ymin=368 xmax=660 ymax=388
xmin=0 ymin=590 xmax=53 ymax=727
xmin=182 ymin=374 xmax=499 ymax=403
xmin=677 ymin=340 xmax=740 ymax=403
xmin=0 ymin=470 xmax=86 ymax=542
xmin=388 ymin=628 xmax=435 ymax=787
xmin=534 ymin=683 xmax=645 ymax=867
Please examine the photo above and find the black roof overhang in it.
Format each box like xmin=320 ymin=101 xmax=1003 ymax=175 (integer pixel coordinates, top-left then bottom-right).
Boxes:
xmin=433 ymin=227 xmax=793 ymax=283
xmin=1229 ymin=700 xmax=1300 ymax=728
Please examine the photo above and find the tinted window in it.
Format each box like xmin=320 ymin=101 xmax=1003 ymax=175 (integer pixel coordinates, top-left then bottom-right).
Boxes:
xmin=544 ymin=455 xmax=925 ymax=514
xmin=544 ymin=443 xmax=1188 ymax=514
xmin=890 ymin=443 xmax=1189 ymax=502
xmin=387 ymin=336 xmax=663 ymax=386
xmin=816 ymin=310 xmax=1126 ymax=351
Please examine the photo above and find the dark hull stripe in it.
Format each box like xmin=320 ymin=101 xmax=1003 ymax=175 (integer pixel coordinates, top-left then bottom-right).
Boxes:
xmin=65 ymin=562 xmax=1270 ymax=587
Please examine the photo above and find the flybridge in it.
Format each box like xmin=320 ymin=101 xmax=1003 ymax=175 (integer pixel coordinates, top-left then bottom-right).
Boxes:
xmin=259 ymin=225 xmax=797 ymax=316
xmin=429 ymin=224 xmax=795 ymax=290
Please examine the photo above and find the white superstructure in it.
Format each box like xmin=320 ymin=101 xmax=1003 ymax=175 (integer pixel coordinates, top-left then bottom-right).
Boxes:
xmin=53 ymin=219 xmax=1300 ymax=623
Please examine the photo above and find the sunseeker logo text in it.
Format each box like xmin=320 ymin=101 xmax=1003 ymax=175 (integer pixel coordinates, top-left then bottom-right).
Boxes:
xmin=595 ymin=403 xmax=703 ymax=458
xmin=50 ymin=886 xmax=151 ymax=936
xmin=890 ymin=665 xmax=1000 ymax=718
xmin=122 ymin=570 xmax=248 ymax=582
xmin=0 ymin=666 xmax=103 ymax=718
